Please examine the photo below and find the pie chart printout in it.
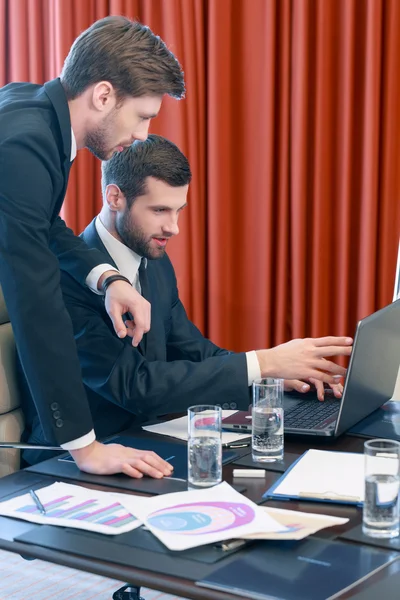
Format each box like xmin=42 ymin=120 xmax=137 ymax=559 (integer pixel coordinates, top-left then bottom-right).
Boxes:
xmin=147 ymin=501 xmax=255 ymax=535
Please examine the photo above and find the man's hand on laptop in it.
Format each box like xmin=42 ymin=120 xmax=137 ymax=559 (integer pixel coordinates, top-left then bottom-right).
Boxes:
xmin=255 ymin=336 xmax=353 ymax=385
xmin=284 ymin=378 xmax=343 ymax=401
xmin=69 ymin=441 xmax=174 ymax=479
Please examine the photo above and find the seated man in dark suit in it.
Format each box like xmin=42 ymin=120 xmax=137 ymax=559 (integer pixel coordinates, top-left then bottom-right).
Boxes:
xmin=23 ymin=135 xmax=352 ymax=464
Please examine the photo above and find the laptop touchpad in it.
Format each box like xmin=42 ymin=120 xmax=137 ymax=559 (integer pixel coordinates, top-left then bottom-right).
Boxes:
xmin=283 ymin=392 xmax=309 ymax=410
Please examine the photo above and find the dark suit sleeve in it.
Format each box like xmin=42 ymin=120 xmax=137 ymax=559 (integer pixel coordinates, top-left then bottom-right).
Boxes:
xmin=49 ymin=216 xmax=111 ymax=286
xmin=166 ymin=293 xmax=231 ymax=362
xmin=0 ymin=134 xmax=94 ymax=444
xmin=61 ymin=272 xmax=250 ymax=420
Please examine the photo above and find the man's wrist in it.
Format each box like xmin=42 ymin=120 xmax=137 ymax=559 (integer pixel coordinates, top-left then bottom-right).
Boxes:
xmin=255 ymin=349 xmax=275 ymax=378
xmin=61 ymin=430 xmax=96 ymax=451
xmin=69 ymin=440 xmax=98 ymax=461
xmin=97 ymin=269 xmax=119 ymax=291
xmin=101 ymin=274 xmax=132 ymax=294
xmin=87 ymin=265 xmax=118 ymax=294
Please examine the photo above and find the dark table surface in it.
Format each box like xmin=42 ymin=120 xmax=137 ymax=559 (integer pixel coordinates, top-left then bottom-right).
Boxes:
xmin=1 ymin=431 xmax=399 ymax=600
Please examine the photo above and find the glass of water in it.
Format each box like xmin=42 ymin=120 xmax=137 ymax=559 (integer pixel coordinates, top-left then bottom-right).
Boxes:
xmin=187 ymin=405 xmax=222 ymax=488
xmin=252 ymin=378 xmax=284 ymax=462
xmin=363 ymin=439 xmax=400 ymax=538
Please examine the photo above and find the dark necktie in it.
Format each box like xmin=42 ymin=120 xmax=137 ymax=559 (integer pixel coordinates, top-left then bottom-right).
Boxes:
xmin=138 ymin=258 xmax=157 ymax=359
xmin=138 ymin=258 xmax=150 ymax=301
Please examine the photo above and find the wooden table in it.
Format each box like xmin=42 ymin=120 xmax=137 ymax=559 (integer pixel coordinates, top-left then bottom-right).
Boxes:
xmin=0 ymin=432 xmax=399 ymax=600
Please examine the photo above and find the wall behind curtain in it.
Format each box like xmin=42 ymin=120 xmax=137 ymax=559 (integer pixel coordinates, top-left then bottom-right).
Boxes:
xmin=1 ymin=0 xmax=399 ymax=353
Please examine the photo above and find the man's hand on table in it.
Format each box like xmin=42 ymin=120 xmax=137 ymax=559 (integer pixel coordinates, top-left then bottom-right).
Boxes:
xmin=69 ymin=440 xmax=174 ymax=479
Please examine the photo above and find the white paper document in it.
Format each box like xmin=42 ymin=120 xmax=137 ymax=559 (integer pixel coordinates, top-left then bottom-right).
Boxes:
xmin=271 ymin=449 xmax=366 ymax=502
xmin=0 ymin=482 xmax=142 ymax=535
xmin=242 ymin=507 xmax=349 ymax=540
xmin=122 ymin=481 xmax=286 ymax=550
xmin=143 ymin=411 xmax=250 ymax=445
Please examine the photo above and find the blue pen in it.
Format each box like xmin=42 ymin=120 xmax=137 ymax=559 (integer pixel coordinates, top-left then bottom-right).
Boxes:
xmin=29 ymin=489 xmax=46 ymax=515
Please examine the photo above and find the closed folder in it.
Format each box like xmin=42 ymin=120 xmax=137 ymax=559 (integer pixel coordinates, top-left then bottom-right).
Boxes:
xmin=263 ymin=449 xmax=365 ymax=506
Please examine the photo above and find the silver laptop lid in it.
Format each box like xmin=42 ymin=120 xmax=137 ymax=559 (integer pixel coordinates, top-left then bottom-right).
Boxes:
xmin=334 ymin=298 xmax=400 ymax=436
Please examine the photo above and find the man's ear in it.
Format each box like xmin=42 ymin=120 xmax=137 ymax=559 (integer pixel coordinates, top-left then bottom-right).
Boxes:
xmin=91 ymin=81 xmax=116 ymax=113
xmin=105 ymin=184 xmax=125 ymax=211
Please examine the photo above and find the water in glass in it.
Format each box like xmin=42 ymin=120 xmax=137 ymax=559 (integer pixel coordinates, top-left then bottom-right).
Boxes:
xmin=252 ymin=406 xmax=284 ymax=462
xmin=188 ymin=436 xmax=222 ymax=488
xmin=363 ymin=473 xmax=400 ymax=538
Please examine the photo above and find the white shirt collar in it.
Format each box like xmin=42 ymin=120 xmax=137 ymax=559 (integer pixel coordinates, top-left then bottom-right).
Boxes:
xmin=95 ymin=216 xmax=144 ymax=285
xmin=70 ymin=128 xmax=77 ymax=161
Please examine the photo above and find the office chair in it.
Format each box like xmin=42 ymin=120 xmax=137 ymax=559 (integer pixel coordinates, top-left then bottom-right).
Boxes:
xmin=112 ymin=584 xmax=145 ymax=600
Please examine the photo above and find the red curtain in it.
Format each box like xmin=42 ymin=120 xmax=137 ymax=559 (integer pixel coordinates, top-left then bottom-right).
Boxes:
xmin=1 ymin=0 xmax=399 ymax=353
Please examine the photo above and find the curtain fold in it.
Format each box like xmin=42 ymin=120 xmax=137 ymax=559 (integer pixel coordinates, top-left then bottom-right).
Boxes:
xmin=1 ymin=0 xmax=399 ymax=353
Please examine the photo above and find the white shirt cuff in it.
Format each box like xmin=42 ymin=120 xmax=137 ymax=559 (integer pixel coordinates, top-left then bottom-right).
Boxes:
xmin=86 ymin=264 xmax=118 ymax=295
xmin=245 ymin=351 xmax=262 ymax=386
xmin=61 ymin=429 xmax=96 ymax=451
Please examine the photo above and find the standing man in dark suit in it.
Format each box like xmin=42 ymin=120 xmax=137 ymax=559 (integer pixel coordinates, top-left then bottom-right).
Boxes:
xmin=22 ymin=135 xmax=352 ymax=464
xmin=0 ymin=17 xmax=187 ymax=479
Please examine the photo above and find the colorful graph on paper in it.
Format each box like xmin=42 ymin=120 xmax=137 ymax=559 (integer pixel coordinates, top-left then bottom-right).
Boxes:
xmin=0 ymin=482 xmax=141 ymax=535
xmin=148 ymin=501 xmax=255 ymax=535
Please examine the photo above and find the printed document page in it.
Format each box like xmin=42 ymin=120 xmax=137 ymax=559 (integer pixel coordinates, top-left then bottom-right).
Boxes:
xmin=0 ymin=482 xmax=142 ymax=535
xmin=272 ymin=449 xmax=365 ymax=502
xmin=122 ymin=481 xmax=286 ymax=550
xmin=143 ymin=411 xmax=250 ymax=444
xmin=243 ymin=507 xmax=348 ymax=540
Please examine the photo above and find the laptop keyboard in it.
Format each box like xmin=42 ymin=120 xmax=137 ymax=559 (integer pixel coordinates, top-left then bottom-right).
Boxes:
xmin=285 ymin=400 xmax=339 ymax=429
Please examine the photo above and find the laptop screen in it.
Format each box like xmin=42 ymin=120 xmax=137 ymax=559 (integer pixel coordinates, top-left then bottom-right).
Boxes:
xmin=335 ymin=298 xmax=400 ymax=436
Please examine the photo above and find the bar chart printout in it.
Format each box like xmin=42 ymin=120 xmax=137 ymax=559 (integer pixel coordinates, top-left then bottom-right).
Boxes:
xmin=0 ymin=482 xmax=141 ymax=535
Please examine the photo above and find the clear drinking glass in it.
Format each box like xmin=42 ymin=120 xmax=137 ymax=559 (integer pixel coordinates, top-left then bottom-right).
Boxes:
xmin=187 ymin=405 xmax=222 ymax=488
xmin=363 ymin=439 xmax=400 ymax=538
xmin=252 ymin=378 xmax=284 ymax=462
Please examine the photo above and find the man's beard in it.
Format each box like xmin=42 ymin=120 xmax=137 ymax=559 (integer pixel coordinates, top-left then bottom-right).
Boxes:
xmin=115 ymin=209 xmax=166 ymax=260
xmin=85 ymin=112 xmax=116 ymax=161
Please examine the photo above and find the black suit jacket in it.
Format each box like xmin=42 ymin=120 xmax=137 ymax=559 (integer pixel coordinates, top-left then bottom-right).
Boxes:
xmin=0 ymin=79 xmax=110 ymax=446
xmin=43 ymin=219 xmax=249 ymax=443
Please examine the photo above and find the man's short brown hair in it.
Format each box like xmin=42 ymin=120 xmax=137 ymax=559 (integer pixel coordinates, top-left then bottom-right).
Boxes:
xmin=60 ymin=16 xmax=185 ymax=101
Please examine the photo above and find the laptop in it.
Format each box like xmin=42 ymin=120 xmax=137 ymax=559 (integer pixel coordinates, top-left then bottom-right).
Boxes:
xmin=222 ymin=298 xmax=400 ymax=438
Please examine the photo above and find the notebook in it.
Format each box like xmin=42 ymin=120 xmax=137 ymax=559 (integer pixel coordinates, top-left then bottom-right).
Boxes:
xmin=196 ymin=538 xmax=398 ymax=600
xmin=222 ymin=298 xmax=400 ymax=438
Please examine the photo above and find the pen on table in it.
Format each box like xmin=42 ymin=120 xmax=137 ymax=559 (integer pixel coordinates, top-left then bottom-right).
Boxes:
xmin=225 ymin=442 xmax=251 ymax=449
xmin=29 ymin=489 xmax=46 ymax=515
xmin=214 ymin=539 xmax=248 ymax=552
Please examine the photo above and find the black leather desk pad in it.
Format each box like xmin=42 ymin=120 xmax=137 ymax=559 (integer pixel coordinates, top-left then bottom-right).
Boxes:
xmin=15 ymin=524 xmax=253 ymax=581
xmin=26 ymin=457 xmax=246 ymax=495
xmin=232 ymin=452 xmax=299 ymax=472
xmin=340 ymin=524 xmax=400 ymax=552
xmin=0 ymin=470 xmax=45 ymax=498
